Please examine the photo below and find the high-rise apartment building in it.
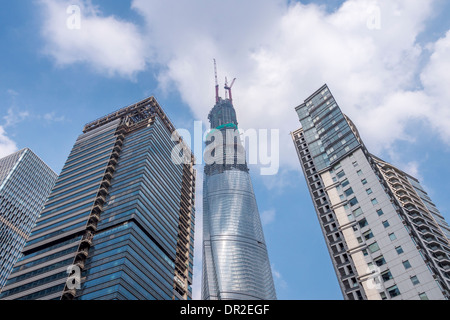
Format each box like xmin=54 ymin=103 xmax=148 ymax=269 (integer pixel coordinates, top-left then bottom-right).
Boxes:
xmin=201 ymin=76 xmax=277 ymax=300
xmin=0 ymin=148 xmax=57 ymax=290
xmin=0 ymin=97 xmax=196 ymax=300
xmin=292 ymin=84 xmax=450 ymax=300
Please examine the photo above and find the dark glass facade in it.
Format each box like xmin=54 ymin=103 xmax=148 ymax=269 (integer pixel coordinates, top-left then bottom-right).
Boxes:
xmin=0 ymin=97 xmax=196 ymax=300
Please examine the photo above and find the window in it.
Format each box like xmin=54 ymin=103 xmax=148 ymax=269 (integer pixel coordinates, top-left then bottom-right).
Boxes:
xmin=411 ymin=276 xmax=420 ymax=285
xmin=374 ymin=256 xmax=386 ymax=267
xmin=366 ymin=188 xmax=373 ymax=195
xmin=361 ymin=179 xmax=367 ymax=185
xmin=332 ymin=177 xmax=337 ymax=183
xmin=395 ymin=246 xmax=404 ymax=255
xmin=380 ymin=292 xmax=387 ymax=300
xmin=371 ymin=198 xmax=378 ymax=205
xmin=389 ymin=233 xmax=397 ymax=241
xmin=344 ymin=188 xmax=354 ymax=197
xmin=368 ymin=242 xmax=380 ymax=253
xmin=353 ymin=207 xmax=363 ymax=217
xmin=381 ymin=270 xmax=393 ymax=282
xmin=403 ymin=260 xmax=412 ymax=270
xmin=377 ymin=209 xmax=384 ymax=216
xmin=357 ymin=170 xmax=363 ymax=176
xmin=419 ymin=293 xmax=429 ymax=300
xmin=347 ymin=214 xmax=355 ymax=222
xmin=349 ymin=197 xmax=359 ymax=207
xmin=337 ymin=170 xmax=345 ymax=179
xmin=362 ymin=249 xmax=368 ymax=256
xmin=352 ymin=161 xmax=358 ymax=167
xmin=340 ymin=194 xmax=345 ymax=201
xmin=358 ymin=219 xmax=368 ymax=228
xmin=387 ymin=285 xmax=401 ymax=298
xmin=363 ymin=230 xmax=374 ymax=241
xmin=357 ymin=237 xmax=363 ymax=244
xmin=341 ymin=179 xmax=350 ymax=187
xmin=382 ymin=220 xmax=390 ymax=228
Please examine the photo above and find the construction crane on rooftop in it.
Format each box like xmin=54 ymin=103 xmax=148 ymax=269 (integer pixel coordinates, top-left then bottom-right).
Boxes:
xmin=213 ymin=59 xmax=237 ymax=104
xmin=225 ymin=76 xmax=236 ymax=104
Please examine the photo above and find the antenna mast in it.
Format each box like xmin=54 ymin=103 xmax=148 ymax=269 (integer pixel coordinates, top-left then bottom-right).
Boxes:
xmin=214 ymin=59 xmax=219 ymax=103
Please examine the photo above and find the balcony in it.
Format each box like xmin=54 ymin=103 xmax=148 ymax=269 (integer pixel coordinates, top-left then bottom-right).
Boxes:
xmin=74 ymin=260 xmax=85 ymax=270
xmin=101 ymin=179 xmax=111 ymax=189
xmin=98 ymin=187 xmax=108 ymax=196
xmin=423 ymin=236 xmax=437 ymax=243
xmin=111 ymin=151 xmax=120 ymax=159
xmin=392 ymin=183 xmax=405 ymax=192
xmin=94 ymin=196 xmax=106 ymax=207
xmin=117 ymin=127 xmax=127 ymax=135
xmin=104 ymin=171 xmax=113 ymax=180
xmin=108 ymin=158 xmax=118 ymax=166
xmin=86 ymin=222 xmax=97 ymax=232
xmin=81 ymin=232 xmax=94 ymax=247
xmin=89 ymin=212 xmax=101 ymax=222
xmin=62 ymin=288 xmax=76 ymax=299
xmin=76 ymin=248 xmax=89 ymax=259
xmin=429 ymin=245 xmax=446 ymax=255
xmin=389 ymin=178 xmax=400 ymax=184
xmin=400 ymin=195 xmax=413 ymax=203
xmin=91 ymin=203 xmax=103 ymax=215
xmin=418 ymin=227 xmax=433 ymax=236
xmin=105 ymin=165 xmax=115 ymax=174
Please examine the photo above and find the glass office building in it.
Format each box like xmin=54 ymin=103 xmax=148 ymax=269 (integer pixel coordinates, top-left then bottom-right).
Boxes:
xmin=0 ymin=97 xmax=196 ymax=300
xmin=292 ymin=84 xmax=450 ymax=300
xmin=0 ymin=148 xmax=57 ymax=290
xmin=201 ymin=87 xmax=276 ymax=300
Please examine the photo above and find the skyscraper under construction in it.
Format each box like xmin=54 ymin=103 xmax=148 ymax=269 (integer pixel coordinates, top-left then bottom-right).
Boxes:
xmin=201 ymin=64 xmax=276 ymax=300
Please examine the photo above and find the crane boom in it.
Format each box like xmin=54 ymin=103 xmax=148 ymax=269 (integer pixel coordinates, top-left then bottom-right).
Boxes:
xmin=225 ymin=77 xmax=237 ymax=104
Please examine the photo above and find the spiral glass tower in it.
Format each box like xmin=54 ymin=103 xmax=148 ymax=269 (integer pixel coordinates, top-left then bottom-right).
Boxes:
xmin=201 ymin=79 xmax=276 ymax=300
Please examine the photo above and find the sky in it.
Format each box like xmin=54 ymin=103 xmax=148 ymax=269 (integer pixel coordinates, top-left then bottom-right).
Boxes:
xmin=1 ymin=0 xmax=450 ymax=300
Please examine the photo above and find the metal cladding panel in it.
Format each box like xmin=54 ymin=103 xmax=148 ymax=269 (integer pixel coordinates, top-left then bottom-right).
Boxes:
xmin=202 ymin=169 xmax=276 ymax=300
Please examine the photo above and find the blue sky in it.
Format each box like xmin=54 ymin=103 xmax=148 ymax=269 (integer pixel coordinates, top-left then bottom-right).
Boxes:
xmin=1 ymin=0 xmax=450 ymax=300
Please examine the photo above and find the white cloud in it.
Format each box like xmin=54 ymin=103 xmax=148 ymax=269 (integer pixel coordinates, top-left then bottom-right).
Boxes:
xmin=420 ymin=30 xmax=450 ymax=144
xmin=3 ymin=108 xmax=30 ymax=127
xmin=38 ymin=0 xmax=450 ymax=165
xmin=43 ymin=112 xmax=66 ymax=123
xmin=0 ymin=126 xmax=18 ymax=159
xmin=271 ymin=264 xmax=287 ymax=290
xmin=39 ymin=0 xmax=147 ymax=78
xmin=128 ymin=0 xmax=449 ymax=169
xmin=261 ymin=209 xmax=276 ymax=226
